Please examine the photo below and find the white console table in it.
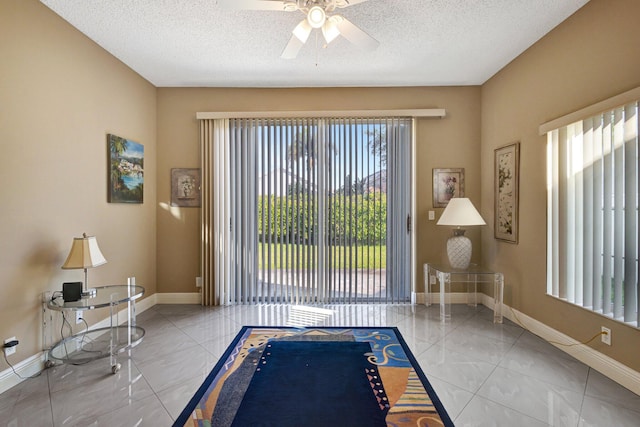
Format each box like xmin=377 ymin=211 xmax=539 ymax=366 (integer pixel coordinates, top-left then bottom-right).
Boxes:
xmin=424 ymin=263 xmax=504 ymax=323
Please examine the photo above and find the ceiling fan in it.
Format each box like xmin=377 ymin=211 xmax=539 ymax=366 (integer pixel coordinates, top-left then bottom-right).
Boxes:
xmin=221 ymin=0 xmax=379 ymax=59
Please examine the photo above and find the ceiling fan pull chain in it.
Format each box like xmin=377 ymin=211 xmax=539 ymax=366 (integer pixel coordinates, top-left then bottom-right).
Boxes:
xmin=315 ymin=31 xmax=320 ymax=67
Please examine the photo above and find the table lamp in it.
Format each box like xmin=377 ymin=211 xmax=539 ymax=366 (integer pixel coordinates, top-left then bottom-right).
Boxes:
xmin=437 ymin=198 xmax=485 ymax=269
xmin=62 ymin=233 xmax=107 ymax=297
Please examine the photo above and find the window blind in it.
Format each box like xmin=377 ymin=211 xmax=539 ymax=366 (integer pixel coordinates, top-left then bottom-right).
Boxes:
xmin=546 ymin=101 xmax=639 ymax=327
xmin=201 ymin=117 xmax=412 ymax=305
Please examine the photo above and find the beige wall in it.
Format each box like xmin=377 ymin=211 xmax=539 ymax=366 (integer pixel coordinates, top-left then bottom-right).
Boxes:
xmin=3 ymin=0 xmax=639 ymax=381
xmin=0 ymin=0 xmax=157 ymax=361
xmin=481 ymin=0 xmax=640 ymax=371
xmin=156 ymin=87 xmax=481 ymax=294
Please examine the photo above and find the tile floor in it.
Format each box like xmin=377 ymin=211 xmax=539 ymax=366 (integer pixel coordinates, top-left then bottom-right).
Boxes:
xmin=1 ymin=303 xmax=639 ymax=426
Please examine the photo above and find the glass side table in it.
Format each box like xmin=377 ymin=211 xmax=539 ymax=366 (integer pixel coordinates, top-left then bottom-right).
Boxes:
xmin=424 ymin=263 xmax=504 ymax=323
xmin=44 ymin=284 xmax=145 ymax=374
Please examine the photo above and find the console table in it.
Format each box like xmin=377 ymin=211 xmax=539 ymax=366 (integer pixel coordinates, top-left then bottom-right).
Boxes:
xmin=424 ymin=263 xmax=504 ymax=323
xmin=44 ymin=284 xmax=145 ymax=374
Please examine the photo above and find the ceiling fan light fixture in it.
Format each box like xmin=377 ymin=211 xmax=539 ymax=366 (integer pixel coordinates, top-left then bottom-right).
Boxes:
xmin=307 ymin=6 xmax=326 ymax=29
xmin=322 ymin=16 xmax=341 ymax=43
xmin=292 ymin=19 xmax=312 ymax=43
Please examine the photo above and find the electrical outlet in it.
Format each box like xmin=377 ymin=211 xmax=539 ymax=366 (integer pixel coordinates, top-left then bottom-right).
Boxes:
xmin=428 ymin=210 xmax=435 ymax=221
xmin=601 ymin=326 xmax=611 ymax=345
xmin=75 ymin=311 xmax=83 ymax=324
xmin=4 ymin=337 xmax=17 ymax=356
xmin=196 ymin=276 xmax=202 ymax=288
xmin=430 ymin=275 xmax=436 ymax=285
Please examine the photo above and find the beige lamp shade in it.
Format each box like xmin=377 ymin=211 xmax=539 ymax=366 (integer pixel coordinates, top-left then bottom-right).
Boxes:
xmin=62 ymin=234 xmax=107 ymax=270
xmin=437 ymin=198 xmax=486 ymax=226
xmin=62 ymin=233 xmax=106 ymax=297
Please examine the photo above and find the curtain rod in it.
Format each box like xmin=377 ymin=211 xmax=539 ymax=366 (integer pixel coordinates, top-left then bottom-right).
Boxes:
xmin=539 ymin=86 xmax=640 ymax=135
xmin=196 ymin=109 xmax=446 ymax=120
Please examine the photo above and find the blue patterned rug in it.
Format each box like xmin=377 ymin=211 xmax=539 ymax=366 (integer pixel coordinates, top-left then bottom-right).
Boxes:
xmin=174 ymin=326 xmax=453 ymax=427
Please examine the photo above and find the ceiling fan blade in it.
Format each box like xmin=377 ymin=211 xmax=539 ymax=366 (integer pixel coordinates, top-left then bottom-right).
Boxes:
xmin=218 ymin=0 xmax=289 ymax=11
xmin=337 ymin=0 xmax=371 ymax=7
xmin=281 ymin=34 xmax=305 ymax=59
xmin=335 ymin=16 xmax=379 ymax=51
xmin=327 ymin=0 xmax=369 ymax=12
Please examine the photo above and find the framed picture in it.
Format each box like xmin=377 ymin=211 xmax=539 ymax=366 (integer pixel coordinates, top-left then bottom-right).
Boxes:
xmin=432 ymin=168 xmax=465 ymax=208
xmin=108 ymin=134 xmax=144 ymax=203
xmin=495 ymin=142 xmax=520 ymax=243
xmin=171 ymin=168 xmax=201 ymax=207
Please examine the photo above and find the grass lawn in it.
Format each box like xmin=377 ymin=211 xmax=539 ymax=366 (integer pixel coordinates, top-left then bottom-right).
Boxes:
xmin=258 ymin=243 xmax=386 ymax=269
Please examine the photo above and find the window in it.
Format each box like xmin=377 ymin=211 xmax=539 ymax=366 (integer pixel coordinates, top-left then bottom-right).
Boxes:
xmin=203 ymin=117 xmax=413 ymax=305
xmin=546 ymin=100 xmax=639 ymax=327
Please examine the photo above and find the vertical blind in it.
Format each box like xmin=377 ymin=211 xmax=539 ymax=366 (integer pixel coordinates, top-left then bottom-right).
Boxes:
xmin=200 ymin=117 xmax=412 ymax=305
xmin=546 ymin=101 xmax=639 ymax=327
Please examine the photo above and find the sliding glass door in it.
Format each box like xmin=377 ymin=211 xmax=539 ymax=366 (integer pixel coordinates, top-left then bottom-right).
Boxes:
xmin=216 ymin=117 xmax=412 ymax=304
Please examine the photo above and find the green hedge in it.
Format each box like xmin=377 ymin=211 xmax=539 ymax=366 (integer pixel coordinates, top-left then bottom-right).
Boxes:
xmin=257 ymin=193 xmax=387 ymax=245
xmin=258 ymin=243 xmax=386 ymax=269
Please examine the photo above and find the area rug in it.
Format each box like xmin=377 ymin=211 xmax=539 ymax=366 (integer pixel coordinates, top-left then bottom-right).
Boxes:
xmin=174 ymin=326 xmax=453 ymax=427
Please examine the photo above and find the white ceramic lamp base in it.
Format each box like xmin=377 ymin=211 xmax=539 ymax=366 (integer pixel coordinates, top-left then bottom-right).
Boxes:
xmin=446 ymin=229 xmax=472 ymax=269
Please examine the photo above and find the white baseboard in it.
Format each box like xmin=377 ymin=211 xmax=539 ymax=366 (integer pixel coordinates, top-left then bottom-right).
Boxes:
xmin=155 ymin=292 xmax=201 ymax=304
xmin=479 ymin=294 xmax=640 ymax=396
xmin=137 ymin=294 xmax=157 ymax=312
xmin=425 ymin=292 xmax=472 ymax=305
xmin=0 ymin=353 xmax=45 ymax=395
xmin=412 ymin=292 xmax=425 ymax=305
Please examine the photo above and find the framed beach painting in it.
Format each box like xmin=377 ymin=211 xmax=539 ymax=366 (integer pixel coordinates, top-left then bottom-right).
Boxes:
xmin=433 ymin=168 xmax=464 ymax=208
xmin=494 ymin=142 xmax=520 ymax=243
xmin=108 ymin=134 xmax=144 ymax=203
xmin=171 ymin=168 xmax=201 ymax=207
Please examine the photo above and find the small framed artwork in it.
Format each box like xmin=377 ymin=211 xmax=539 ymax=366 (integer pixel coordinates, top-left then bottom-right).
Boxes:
xmin=108 ymin=134 xmax=144 ymax=203
xmin=495 ymin=142 xmax=520 ymax=243
xmin=433 ymin=168 xmax=465 ymax=208
xmin=171 ymin=168 xmax=201 ymax=207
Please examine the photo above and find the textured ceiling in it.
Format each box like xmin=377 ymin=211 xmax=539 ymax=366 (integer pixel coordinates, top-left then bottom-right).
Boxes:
xmin=39 ymin=0 xmax=589 ymax=88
